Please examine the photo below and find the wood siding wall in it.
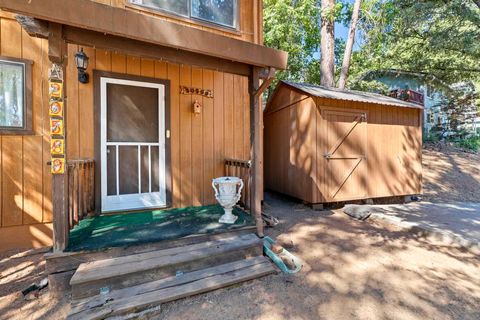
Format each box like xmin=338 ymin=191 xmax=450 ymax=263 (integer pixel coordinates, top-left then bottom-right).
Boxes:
xmin=0 ymin=13 xmax=53 ymax=250
xmin=264 ymin=87 xmax=423 ymax=204
xmin=0 ymin=12 xmax=252 ymax=251
xmin=93 ymin=0 xmax=264 ymax=44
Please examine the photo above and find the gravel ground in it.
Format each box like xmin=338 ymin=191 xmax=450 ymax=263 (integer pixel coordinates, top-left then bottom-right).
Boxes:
xmin=0 ymin=147 xmax=479 ymax=320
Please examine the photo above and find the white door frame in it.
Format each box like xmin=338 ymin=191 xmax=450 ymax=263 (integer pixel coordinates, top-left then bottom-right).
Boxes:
xmin=100 ymin=77 xmax=166 ymax=212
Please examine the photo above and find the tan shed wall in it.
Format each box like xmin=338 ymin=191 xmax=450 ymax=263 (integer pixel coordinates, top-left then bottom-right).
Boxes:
xmin=264 ymin=87 xmax=422 ymax=204
xmin=0 ymin=12 xmax=251 ymax=251
xmin=264 ymin=94 xmax=318 ymax=203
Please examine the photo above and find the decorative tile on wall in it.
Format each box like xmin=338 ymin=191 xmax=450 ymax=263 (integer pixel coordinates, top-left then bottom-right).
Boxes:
xmin=48 ymin=65 xmax=66 ymax=175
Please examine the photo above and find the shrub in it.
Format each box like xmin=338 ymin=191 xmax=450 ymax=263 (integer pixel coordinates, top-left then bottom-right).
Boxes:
xmin=424 ymin=131 xmax=441 ymax=143
xmin=457 ymin=136 xmax=480 ymax=152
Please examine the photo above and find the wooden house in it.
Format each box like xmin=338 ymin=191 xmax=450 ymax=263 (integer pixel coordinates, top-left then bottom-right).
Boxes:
xmin=0 ymin=0 xmax=287 ymax=313
xmin=264 ymin=81 xmax=423 ymax=206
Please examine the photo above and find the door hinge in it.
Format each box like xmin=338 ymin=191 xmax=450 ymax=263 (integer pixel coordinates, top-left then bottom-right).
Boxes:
xmin=166 ymin=130 xmax=171 ymax=139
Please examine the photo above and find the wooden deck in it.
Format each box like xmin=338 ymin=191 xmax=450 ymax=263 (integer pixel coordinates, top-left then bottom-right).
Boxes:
xmin=44 ymin=208 xmax=258 ymax=299
xmin=66 ymin=233 xmax=275 ymax=319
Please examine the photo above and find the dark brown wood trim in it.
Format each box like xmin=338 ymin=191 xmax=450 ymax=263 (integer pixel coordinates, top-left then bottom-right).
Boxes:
xmin=0 ymin=56 xmax=33 ymax=135
xmin=93 ymin=70 xmax=173 ymax=214
xmin=248 ymin=66 xmax=264 ymax=237
xmin=63 ymin=26 xmax=251 ymax=77
xmin=0 ymin=0 xmax=287 ymax=70
xmin=93 ymin=71 xmax=101 ymax=214
xmin=15 ymin=15 xmax=49 ymax=39
xmin=12 ymin=17 xmax=251 ymax=76
xmin=254 ymin=68 xmax=275 ymax=98
xmin=49 ymin=23 xmax=69 ymax=252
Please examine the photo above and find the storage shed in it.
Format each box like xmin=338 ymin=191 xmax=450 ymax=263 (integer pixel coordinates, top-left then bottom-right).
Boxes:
xmin=264 ymin=81 xmax=423 ymax=205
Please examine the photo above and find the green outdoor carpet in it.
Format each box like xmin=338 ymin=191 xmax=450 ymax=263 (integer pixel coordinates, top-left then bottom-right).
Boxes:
xmin=67 ymin=205 xmax=254 ymax=252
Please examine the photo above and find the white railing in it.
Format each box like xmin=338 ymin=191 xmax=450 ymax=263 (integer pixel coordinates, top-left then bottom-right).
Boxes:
xmin=106 ymin=142 xmax=160 ymax=195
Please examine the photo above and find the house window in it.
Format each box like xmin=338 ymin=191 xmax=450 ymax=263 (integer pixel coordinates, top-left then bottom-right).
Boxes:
xmin=130 ymin=0 xmax=238 ymax=29
xmin=133 ymin=0 xmax=189 ymax=17
xmin=191 ymin=0 xmax=237 ymax=28
xmin=0 ymin=57 xmax=32 ymax=134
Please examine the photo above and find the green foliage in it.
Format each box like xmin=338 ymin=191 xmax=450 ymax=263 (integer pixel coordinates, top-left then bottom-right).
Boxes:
xmin=264 ymin=0 xmax=352 ymax=86
xmin=424 ymin=132 xmax=441 ymax=143
xmin=263 ymin=0 xmax=480 ymax=113
xmin=305 ymin=38 xmax=346 ymax=84
xmin=349 ymin=0 xmax=480 ymax=87
xmin=321 ymin=1 xmax=344 ymax=22
xmin=457 ymin=135 xmax=480 ymax=151
xmin=264 ymin=0 xmax=321 ymax=83
xmin=348 ymin=79 xmax=389 ymax=94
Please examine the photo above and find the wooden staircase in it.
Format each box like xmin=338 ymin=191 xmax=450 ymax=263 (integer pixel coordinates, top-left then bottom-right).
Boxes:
xmin=67 ymin=233 xmax=275 ymax=319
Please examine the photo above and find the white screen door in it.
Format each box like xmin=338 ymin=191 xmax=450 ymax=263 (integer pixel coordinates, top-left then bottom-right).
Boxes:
xmin=100 ymin=77 xmax=166 ymax=212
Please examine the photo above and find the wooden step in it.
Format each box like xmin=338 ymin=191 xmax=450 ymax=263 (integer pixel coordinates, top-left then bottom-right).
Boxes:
xmin=68 ymin=256 xmax=276 ymax=320
xmin=70 ymin=233 xmax=262 ymax=299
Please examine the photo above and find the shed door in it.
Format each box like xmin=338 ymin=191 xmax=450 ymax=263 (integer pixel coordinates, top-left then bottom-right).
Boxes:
xmin=100 ymin=77 xmax=166 ymax=212
xmin=323 ymin=109 xmax=367 ymax=201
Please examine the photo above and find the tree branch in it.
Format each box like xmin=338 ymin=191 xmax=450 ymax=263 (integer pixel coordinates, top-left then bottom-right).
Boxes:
xmin=473 ymin=0 xmax=480 ymax=10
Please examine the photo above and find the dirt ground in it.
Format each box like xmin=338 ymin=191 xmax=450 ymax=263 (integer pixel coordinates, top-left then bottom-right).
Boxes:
xmin=1 ymin=147 xmax=479 ymax=320
xmin=422 ymin=143 xmax=480 ymax=202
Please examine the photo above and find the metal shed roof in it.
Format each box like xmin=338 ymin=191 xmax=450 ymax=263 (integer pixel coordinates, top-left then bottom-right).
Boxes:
xmin=281 ymin=81 xmax=424 ymax=109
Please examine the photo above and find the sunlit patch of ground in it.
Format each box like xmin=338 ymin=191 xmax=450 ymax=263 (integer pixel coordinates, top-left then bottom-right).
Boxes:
xmin=0 ymin=248 xmax=69 ymax=320
xmin=422 ymin=147 xmax=480 ymax=202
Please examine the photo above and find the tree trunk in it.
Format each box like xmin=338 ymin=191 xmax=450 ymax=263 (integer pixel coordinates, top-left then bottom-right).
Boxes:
xmin=320 ymin=0 xmax=336 ymax=87
xmin=338 ymin=0 xmax=361 ymax=89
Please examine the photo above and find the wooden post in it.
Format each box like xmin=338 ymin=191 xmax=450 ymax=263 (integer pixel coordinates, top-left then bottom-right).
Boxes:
xmin=49 ymin=23 xmax=69 ymax=252
xmin=249 ymin=67 xmax=264 ymax=237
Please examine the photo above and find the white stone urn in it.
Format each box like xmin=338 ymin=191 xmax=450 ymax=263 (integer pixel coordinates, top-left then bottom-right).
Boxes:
xmin=212 ymin=177 xmax=244 ymax=224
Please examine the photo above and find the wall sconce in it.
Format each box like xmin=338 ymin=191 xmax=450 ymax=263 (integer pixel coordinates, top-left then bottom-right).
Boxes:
xmin=75 ymin=48 xmax=89 ymax=84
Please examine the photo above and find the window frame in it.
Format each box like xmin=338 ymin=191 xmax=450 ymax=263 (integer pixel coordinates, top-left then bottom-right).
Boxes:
xmin=128 ymin=0 xmax=240 ymax=31
xmin=0 ymin=56 xmax=33 ymax=135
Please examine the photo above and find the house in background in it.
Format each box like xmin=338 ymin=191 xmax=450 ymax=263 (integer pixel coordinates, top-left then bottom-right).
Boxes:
xmin=363 ymin=69 xmax=480 ymax=136
xmin=0 ymin=0 xmax=287 ymax=314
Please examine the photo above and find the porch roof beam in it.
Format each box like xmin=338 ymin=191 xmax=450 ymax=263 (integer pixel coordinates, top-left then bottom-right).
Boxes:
xmin=0 ymin=0 xmax=288 ymax=70
xmin=14 ymin=17 xmax=251 ymax=76
xmin=63 ymin=26 xmax=251 ymax=77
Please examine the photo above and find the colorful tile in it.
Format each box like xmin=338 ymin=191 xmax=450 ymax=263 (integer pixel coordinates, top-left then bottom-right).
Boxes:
xmin=50 ymin=118 xmax=64 ymax=136
xmin=49 ymin=101 xmax=63 ymax=117
xmin=49 ymin=80 xmax=63 ymax=99
xmin=51 ymin=138 xmax=65 ymax=155
xmin=51 ymin=158 xmax=65 ymax=174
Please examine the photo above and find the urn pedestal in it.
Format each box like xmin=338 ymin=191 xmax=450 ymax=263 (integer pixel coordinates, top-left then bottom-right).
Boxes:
xmin=212 ymin=177 xmax=244 ymax=224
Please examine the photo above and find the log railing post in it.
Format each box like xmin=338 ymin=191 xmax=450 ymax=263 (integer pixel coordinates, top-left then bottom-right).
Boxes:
xmin=49 ymin=22 xmax=69 ymax=252
xmin=249 ymin=67 xmax=264 ymax=237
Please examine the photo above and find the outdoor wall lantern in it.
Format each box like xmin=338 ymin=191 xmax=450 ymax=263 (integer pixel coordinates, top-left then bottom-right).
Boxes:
xmin=75 ymin=48 xmax=89 ymax=84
